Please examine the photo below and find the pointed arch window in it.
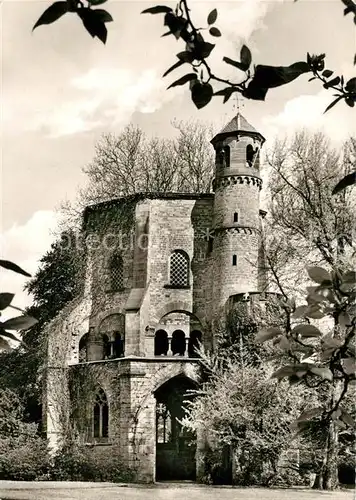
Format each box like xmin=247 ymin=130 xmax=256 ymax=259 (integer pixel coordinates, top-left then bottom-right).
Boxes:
xmin=93 ymin=388 xmax=108 ymax=439
xmin=169 ymin=250 xmax=189 ymax=287
xmin=109 ymin=253 xmax=124 ymax=291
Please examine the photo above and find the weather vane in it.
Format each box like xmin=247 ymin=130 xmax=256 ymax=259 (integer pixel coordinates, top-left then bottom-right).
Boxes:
xmin=233 ymin=93 xmax=244 ymax=114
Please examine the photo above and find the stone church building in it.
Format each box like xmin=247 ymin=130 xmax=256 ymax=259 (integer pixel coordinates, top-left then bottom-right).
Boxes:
xmin=44 ymin=113 xmax=270 ymax=483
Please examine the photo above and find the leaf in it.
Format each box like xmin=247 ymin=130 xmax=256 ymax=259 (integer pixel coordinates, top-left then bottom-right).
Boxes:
xmin=292 ymin=305 xmax=308 ymax=319
xmin=88 ymin=0 xmax=107 ymax=4
xmin=324 ymin=76 xmax=341 ymax=88
xmin=307 ymin=266 xmax=331 ymax=284
xmin=342 ymin=271 xmax=356 ymax=284
xmin=209 ymin=27 xmax=221 ymax=37
xmin=176 ymin=51 xmax=194 ymax=63
xmin=141 ymin=5 xmax=172 ymax=14
xmin=33 ymin=1 xmax=68 ymax=30
xmin=296 ymin=407 xmax=323 ymax=421
xmin=167 ymin=73 xmax=197 ymax=89
xmin=272 ymin=364 xmax=309 ymax=379
xmin=345 ymin=77 xmax=356 ymax=92
xmin=0 ymin=293 xmax=14 ymax=310
xmin=255 ymin=327 xmax=282 ymax=343
xmin=338 ymin=312 xmax=352 ymax=327
xmin=162 ymin=59 xmax=185 ymax=78
xmin=341 ymin=358 xmax=356 ymax=375
xmin=292 ymin=324 xmax=322 ymax=338
xmin=77 ymin=9 xmax=108 ymax=43
xmin=223 ymin=57 xmax=247 ymax=72
xmin=0 ymin=337 xmax=11 ymax=351
xmin=191 ymin=82 xmax=213 ymax=109
xmin=164 ymin=12 xmax=188 ymax=40
xmin=322 ymin=69 xmax=333 ymax=78
xmin=309 ymin=366 xmax=333 ymax=381
xmin=240 ymin=44 xmax=252 ymax=70
xmin=340 ymin=409 xmax=356 ymax=429
xmin=2 ymin=315 xmax=38 ymax=331
xmin=93 ymin=9 xmax=113 ymax=23
xmin=207 ymin=8 xmax=217 ymax=25
xmin=0 ymin=328 xmax=20 ymax=343
xmin=0 ymin=260 xmax=31 ymax=277
xmin=278 ymin=335 xmax=290 ymax=351
xmin=332 ymin=171 xmax=356 ymax=195
xmin=306 ymin=306 xmax=326 ymax=319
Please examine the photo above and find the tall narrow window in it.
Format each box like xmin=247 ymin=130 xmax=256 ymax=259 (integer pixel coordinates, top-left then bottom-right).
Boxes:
xmin=246 ymin=144 xmax=256 ymax=167
xmin=224 ymin=146 xmax=230 ymax=168
xmin=188 ymin=330 xmax=202 ymax=358
xmin=113 ymin=332 xmax=124 ymax=358
xmin=171 ymin=330 xmax=186 ymax=356
xmin=155 ymin=330 xmax=169 ymax=356
xmin=109 ymin=253 xmax=123 ymax=291
xmin=233 ymin=212 xmax=238 ymax=223
xmin=169 ymin=250 xmax=189 ymax=287
xmin=232 ymin=255 xmax=237 ymax=266
xmin=156 ymin=402 xmax=172 ymax=444
xmin=93 ymin=388 xmax=109 ymax=439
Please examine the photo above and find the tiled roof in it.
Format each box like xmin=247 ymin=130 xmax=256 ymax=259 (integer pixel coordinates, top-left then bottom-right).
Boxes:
xmin=212 ymin=113 xmax=265 ymax=143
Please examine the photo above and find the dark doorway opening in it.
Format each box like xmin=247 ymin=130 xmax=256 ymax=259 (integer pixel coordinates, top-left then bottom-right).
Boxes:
xmin=155 ymin=375 xmax=197 ymax=481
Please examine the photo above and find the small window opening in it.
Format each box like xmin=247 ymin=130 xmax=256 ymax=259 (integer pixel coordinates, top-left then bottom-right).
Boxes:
xmin=246 ymin=144 xmax=257 ymax=168
xmin=232 ymin=255 xmax=237 ymax=266
xmin=171 ymin=330 xmax=186 ymax=356
xmin=154 ymin=330 xmax=168 ymax=356
xmin=233 ymin=212 xmax=238 ymax=223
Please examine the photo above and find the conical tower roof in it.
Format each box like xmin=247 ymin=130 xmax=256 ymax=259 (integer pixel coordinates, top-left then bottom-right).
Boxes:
xmin=211 ymin=112 xmax=265 ymax=145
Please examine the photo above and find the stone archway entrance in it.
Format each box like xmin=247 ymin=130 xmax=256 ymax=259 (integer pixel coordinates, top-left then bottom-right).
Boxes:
xmin=155 ymin=375 xmax=197 ymax=481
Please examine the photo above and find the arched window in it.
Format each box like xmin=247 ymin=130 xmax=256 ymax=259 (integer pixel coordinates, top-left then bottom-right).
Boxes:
xmin=109 ymin=253 xmax=124 ymax=291
xmin=188 ymin=330 xmax=202 ymax=358
xmin=78 ymin=333 xmax=88 ymax=363
xmin=156 ymin=402 xmax=172 ymax=444
xmin=171 ymin=330 xmax=186 ymax=356
xmin=169 ymin=250 xmax=189 ymax=287
xmin=246 ymin=144 xmax=256 ymax=167
xmin=93 ymin=388 xmax=108 ymax=439
xmin=155 ymin=330 xmax=168 ymax=356
xmin=232 ymin=254 xmax=237 ymax=266
xmin=233 ymin=212 xmax=238 ymax=223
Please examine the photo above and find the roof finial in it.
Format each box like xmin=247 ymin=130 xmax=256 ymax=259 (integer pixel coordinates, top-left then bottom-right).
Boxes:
xmin=233 ymin=93 xmax=244 ymax=129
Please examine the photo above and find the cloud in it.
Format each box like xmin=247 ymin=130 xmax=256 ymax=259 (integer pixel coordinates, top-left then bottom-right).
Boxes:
xmin=31 ymin=68 xmax=174 ymax=138
xmin=262 ymin=90 xmax=356 ymax=144
xmin=0 ymin=211 xmax=60 ymax=312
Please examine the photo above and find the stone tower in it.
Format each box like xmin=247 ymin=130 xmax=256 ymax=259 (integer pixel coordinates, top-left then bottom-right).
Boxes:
xmin=210 ymin=113 xmax=266 ymax=312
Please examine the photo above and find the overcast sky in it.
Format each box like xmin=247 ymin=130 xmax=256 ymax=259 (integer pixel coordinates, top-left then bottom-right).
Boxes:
xmin=1 ymin=0 xmax=355 ymax=310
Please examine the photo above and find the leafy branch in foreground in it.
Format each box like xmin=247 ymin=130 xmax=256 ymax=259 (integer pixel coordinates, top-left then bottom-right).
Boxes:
xmin=256 ymin=266 xmax=356 ymax=434
xmin=142 ymin=2 xmax=356 ymax=112
xmin=0 ymin=261 xmax=37 ymax=351
xmin=32 ymin=0 xmax=113 ymax=44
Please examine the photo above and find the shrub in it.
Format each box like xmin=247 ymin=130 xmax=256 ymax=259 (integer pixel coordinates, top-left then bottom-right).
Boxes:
xmin=51 ymin=444 xmax=134 ymax=482
xmin=0 ymin=436 xmax=50 ymax=480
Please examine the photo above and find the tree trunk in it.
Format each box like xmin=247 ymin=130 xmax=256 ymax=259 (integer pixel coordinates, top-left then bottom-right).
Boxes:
xmin=313 ymin=383 xmax=340 ymax=490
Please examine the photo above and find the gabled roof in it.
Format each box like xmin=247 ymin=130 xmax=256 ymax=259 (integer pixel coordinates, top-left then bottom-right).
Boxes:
xmin=211 ymin=112 xmax=265 ymax=144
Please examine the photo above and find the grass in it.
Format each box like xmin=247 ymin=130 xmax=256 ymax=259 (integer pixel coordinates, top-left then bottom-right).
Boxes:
xmin=0 ymin=482 xmax=354 ymax=500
